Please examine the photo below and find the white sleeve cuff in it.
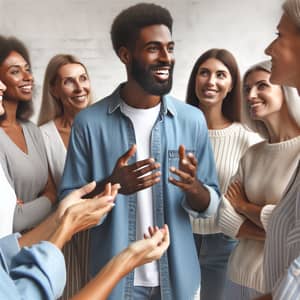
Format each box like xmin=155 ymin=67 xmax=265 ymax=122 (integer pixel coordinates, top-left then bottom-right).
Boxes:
xmin=217 ymin=196 xmax=246 ymax=238
xmin=260 ymin=204 xmax=276 ymax=231
xmin=182 ymin=184 xmax=220 ymax=219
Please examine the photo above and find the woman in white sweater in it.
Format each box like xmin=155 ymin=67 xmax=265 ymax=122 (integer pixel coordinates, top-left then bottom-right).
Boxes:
xmin=218 ymin=60 xmax=300 ymax=299
xmin=38 ymin=54 xmax=92 ymax=299
xmin=186 ymin=48 xmax=261 ymax=300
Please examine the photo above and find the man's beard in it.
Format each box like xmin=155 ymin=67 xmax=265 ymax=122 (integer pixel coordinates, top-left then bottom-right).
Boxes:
xmin=131 ymin=57 xmax=174 ymax=96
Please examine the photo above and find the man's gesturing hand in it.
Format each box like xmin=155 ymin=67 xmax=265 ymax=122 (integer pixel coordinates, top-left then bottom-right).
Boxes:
xmin=110 ymin=144 xmax=161 ymax=195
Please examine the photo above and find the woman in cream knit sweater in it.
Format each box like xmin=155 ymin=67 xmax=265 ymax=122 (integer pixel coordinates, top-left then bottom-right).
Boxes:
xmin=218 ymin=60 xmax=300 ymax=299
xmin=186 ymin=48 xmax=261 ymax=300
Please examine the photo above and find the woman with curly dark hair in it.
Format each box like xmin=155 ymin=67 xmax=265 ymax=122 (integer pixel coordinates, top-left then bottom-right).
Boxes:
xmin=0 ymin=35 xmax=56 ymax=233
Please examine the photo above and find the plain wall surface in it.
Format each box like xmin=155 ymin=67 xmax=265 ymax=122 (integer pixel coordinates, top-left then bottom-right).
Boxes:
xmin=0 ymin=0 xmax=283 ymax=121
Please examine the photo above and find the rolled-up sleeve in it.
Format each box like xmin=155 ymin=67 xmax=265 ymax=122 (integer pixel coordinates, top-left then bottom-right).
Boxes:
xmin=182 ymin=184 xmax=220 ymax=218
xmin=0 ymin=233 xmax=21 ymax=270
xmin=9 ymin=241 xmax=66 ymax=300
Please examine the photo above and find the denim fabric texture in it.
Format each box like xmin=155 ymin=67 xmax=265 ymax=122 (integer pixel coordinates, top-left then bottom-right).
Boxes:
xmin=59 ymin=84 xmax=220 ymax=300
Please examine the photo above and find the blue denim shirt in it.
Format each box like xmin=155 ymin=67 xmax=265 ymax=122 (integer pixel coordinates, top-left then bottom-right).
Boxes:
xmin=0 ymin=238 xmax=65 ymax=300
xmin=59 ymin=85 xmax=220 ymax=300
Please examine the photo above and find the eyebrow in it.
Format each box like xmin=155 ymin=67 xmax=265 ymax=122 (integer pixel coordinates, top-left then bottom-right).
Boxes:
xmin=61 ymin=72 xmax=88 ymax=79
xmin=244 ymin=79 xmax=268 ymax=88
xmin=144 ymin=41 xmax=175 ymax=47
xmin=198 ymin=67 xmax=228 ymax=73
xmin=8 ymin=63 xmax=30 ymax=69
xmin=255 ymin=80 xmax=268 ymax=84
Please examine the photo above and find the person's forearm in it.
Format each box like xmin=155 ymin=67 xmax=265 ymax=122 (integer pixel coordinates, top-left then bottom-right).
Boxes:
xmin=238 ymin=202 xmax=263 ymax=228
xmin=236 ymin=219 xmax=265 ymax=240
xmin=13 ymin=196 xmax=53 ymax=233
xmin=186 ymin=183 xmax=210 ymax=212
xmin=71 ymin=249 xmax=134 ymax=300
xmin=18 ymin=211 xmax=59 ymax=248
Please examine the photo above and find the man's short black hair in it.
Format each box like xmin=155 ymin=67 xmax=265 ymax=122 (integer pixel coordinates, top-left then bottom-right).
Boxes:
xmin=110 ymin=3 xmax=173 ymax=55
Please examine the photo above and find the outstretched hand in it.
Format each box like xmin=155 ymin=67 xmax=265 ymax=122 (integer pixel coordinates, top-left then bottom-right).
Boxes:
xmin=127 ymin=224 xmax=170 ymax=269
xmin=70 ymin=224 xmax=170 ymax=300
xmin=169 ymin=144 xmax=199 ymax=193
xmin=169 ymin=145 xmax=210 ymax=211
xmin=110 ymin=144 xmax=161 ymax=194
xmin=57 ymin=181 xmax=119 ymax=219
xmin=52 ymin=182 xmax=120 ymax=248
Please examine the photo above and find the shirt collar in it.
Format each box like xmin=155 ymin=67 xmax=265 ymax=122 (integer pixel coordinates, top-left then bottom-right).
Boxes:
xmin=108 ymin=83 xmax=176 ymax=117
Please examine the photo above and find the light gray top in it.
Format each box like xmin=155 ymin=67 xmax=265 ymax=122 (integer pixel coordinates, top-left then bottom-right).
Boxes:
xmin=0 ymin=121 xmax=52 ymax=232
xmin=40 ymin=120 xmax=66 ymax=189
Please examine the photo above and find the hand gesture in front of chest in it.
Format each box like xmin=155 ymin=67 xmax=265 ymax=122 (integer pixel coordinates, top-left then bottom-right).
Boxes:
xmin=110 ymin=144 xmax=161 ymax=195
xmin=169 ymin=144 xmax=210 ymax=211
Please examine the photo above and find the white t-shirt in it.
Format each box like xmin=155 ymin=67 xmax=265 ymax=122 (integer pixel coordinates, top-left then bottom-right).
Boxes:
xmin=120 ymin=101 xmax=161 ymax=287
xmin=0 ymin=164 xmax=17 ymax=238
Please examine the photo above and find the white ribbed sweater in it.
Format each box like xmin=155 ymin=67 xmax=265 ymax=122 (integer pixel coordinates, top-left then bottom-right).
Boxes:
xmin=192 ymin=122 xmax=261 ymax=234
xmin=218 ymin=135 xmax=300 ymax=292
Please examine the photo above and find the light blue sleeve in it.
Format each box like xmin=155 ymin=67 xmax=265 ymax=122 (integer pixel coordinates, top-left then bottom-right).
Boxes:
xmin=0 ymin=233 xmax=21 ymax=271
xmin=9 ymin=241 xmax=66 ymax=300
xmin=182 ymin=112 xmax=220 ymax=218
xmin=182 ymin=185 xmax=220 ymax=218
xmin=59 ymin=122 xmax=91 ymax=200
xmin=273 ymin=256 xmax=300 ymax=300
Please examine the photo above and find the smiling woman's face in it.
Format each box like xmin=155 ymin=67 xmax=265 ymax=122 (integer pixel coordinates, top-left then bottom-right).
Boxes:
xmin=195 ymin=58 xmax=232 ymax=110
xmin=52 ymin=63 xmax=91 ymax=116
xmin=265 ymin=13 xmax=300 ymax=89
xmin=0 ymin=51 xmax=34 ymax=103
xmin=244 ymin=70 xmax=285 ymax=121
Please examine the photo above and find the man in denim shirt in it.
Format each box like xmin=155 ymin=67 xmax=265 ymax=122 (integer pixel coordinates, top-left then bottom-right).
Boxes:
xmin=59 ymin=3 xmax=220 ymax=300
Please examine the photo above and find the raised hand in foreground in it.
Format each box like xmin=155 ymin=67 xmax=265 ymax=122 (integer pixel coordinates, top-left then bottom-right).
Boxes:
xmin=71 ymin=225 xmax=170 ymax=300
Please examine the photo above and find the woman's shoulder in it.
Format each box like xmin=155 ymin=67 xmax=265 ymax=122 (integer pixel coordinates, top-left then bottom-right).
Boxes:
xmin=232 ymin=123 xmax=264 ymax=144
xmin=39 ymin=120 xmax=56 ymax=135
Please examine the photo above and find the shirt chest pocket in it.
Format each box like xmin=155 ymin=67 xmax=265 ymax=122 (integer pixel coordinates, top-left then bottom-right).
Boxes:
xmin=168 ymin=149 xmax=196 ymax=169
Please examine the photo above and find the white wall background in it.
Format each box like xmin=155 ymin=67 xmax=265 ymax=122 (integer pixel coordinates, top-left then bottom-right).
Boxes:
xmin=0 ymin=0 xmax=283 ymax=121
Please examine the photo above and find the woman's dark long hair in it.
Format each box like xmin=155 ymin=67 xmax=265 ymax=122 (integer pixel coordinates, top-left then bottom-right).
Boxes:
xmin=186 ymin=48 xmax=241 ymax=122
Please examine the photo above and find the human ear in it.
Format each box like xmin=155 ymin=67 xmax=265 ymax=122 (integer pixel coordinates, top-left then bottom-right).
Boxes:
xmin=118 ymin=46 xmax=131 ymax=65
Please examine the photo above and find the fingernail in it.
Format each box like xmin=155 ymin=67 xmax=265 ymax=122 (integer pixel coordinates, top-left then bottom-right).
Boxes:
xmin=170 ymin=167 xmax=175 ymax=172
xmin=149 ymin=158 xmax=155 ymax=162
xmin=182 ymin=159 xmax=188 ymax=164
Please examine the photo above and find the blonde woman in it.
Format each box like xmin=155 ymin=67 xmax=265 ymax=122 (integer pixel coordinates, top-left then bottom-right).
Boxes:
xmin=38 ymin=54 xmax=92 ymax=187
xmin=38 ymin=54 xmax=92 ymax=299
xmin=218 ymin=60 xmax=300 ymax=299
